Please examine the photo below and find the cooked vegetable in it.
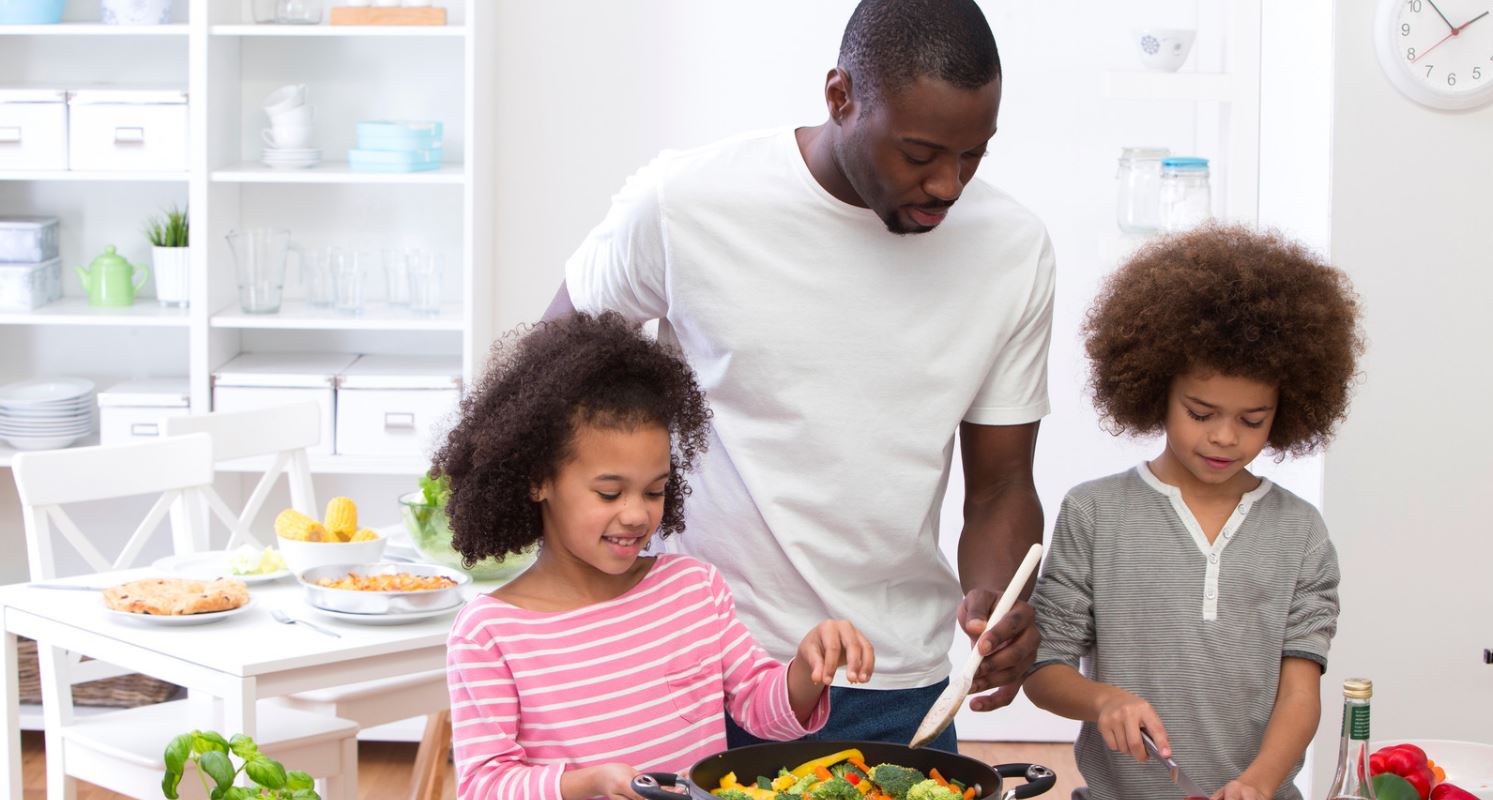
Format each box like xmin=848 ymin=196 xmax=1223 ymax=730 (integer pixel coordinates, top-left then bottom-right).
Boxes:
xmin=323 ymin=497 xmax=358 ymax=539
xmin=810 ymin=777 xmax=861 ymax=800
xmin=791 ymin=750 xmax=865 ymax=778
xmin=715 ymin=789 xmax=754 ymax=800
xmin=274 ymin=508 xmax=329 ymax=542
xmin=867 ymin=765 xmax=925 ymax=800
xmin=906 ymin=779 xmax=960 ymax=800
xmin=831 ymin=763 xmax=867 ymax=782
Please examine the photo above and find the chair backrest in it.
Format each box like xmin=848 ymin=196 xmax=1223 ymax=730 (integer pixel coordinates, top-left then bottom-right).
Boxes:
xmin=11 ymin=433 xmax=239 ymax=580
xmin=163 ymin=401 xmax=320 ymax=549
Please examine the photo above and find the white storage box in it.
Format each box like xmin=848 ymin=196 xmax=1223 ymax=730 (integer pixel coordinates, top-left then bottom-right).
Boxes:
xmin=67 ymin=89 xmax=188 ymax=172
xmin=212 ymin=352 xmax=358 ymax=456
xmin=0 ymin=257 xmax=61 ymax=311
xmin=97 ymin=378 xmax=190 ymax=445
xmin=335 ymin=355 xmax=462 ymax=459
xmin=0 ymin=217 xmax=61 ymax=263
xmin=0 ymin=90 xmax=68 ymax=171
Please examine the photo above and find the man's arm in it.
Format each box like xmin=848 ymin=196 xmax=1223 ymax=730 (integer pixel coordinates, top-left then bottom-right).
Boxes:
xmin=956 ymin=419 xmax=1043 ymax=711
xmin=542 ymin=280 xmax=575 ymax=321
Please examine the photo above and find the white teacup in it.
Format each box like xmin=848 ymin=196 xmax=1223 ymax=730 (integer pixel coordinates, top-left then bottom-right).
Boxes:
xmin=1134 ymin=28 xmax=1196 ymax=72
xmin=263 ymin=125 xmax=314 ymax=149
xmin=268 ymin=104 xmax=314 ymax=127
xmin=263 ymin=84 xmax=307 ymax=117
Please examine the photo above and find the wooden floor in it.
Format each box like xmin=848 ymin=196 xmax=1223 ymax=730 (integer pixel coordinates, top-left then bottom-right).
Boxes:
xmin=22 ymin=732 xmax=1081 ymax=800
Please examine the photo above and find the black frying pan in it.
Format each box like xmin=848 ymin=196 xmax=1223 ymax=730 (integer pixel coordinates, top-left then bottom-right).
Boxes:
xmin=631 ymin=740 xmax=1056 ymax=800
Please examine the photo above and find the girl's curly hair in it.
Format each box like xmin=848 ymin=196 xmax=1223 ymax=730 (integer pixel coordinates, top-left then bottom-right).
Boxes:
xmin=432 ymin=311 xmax=711 ymax=564
xmin=1083 ymin=224 xmax=1364 ymax=457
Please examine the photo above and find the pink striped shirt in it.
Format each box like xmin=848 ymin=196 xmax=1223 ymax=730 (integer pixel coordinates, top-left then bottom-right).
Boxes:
xmin=446 ymin=554 xmax=829 ymax=800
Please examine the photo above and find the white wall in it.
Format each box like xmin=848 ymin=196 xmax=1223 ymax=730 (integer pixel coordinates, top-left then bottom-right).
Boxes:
xmin=1308 ymin=2 xmax=1493 ymax=795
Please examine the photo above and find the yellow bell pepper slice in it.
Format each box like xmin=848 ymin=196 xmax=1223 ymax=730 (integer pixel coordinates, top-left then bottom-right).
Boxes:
xmin=772 ymin=775 xmax=799 ymax=792
xmin=790 ymin=749 xmax=865 ymax=778
xmin=720 ymin=772 xmax=739 ymax=789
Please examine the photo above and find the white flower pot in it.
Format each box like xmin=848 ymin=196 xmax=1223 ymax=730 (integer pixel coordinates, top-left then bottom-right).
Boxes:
xmin=151 ymin=246 xmax=190 ymax=308
xmin=101 ymin=0 xmax=174 ymax=25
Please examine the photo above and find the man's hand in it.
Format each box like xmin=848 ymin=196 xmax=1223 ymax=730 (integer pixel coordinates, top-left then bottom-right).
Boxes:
xmin=956 ymin=587 xmax=1038 ymax=711
xmin=1211 ymin=780 xmax=1269 ymax=800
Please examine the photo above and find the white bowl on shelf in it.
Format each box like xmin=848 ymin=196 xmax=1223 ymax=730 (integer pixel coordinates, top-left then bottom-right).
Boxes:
xmin=1133 ymin=28 xmax=1196 ymax=72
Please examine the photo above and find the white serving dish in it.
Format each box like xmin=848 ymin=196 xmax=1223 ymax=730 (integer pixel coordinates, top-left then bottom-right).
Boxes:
xmin=67 ymin=89 xmax=188 ymax=172
xmin=0 ymin=90 xmax=67 ymax=172
xmin=334 ymin=354 xmax=462 ymax=458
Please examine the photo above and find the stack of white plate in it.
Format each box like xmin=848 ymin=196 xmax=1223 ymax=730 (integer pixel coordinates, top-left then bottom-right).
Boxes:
xmin=261 ymin=147 xmax=322 ymax=169
xmin=0 ymin=378 xmax=96 ymax=451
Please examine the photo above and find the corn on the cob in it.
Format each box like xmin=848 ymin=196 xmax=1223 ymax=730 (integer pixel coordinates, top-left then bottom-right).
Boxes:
xmin=349 ymin=528 xmax=380 ymax=543
xmin=323 ymin=496 xmax=358 ymax=538
xmin=275 ymin=508 xmax=330 ymax=542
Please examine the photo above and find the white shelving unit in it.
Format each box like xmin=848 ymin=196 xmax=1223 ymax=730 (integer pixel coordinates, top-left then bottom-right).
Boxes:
xmin=0 ymin=0 xmax=495 ymax=479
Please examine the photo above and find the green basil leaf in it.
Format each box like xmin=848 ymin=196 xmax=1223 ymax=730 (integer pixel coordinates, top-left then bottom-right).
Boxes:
xmin=196 ymin=731 xmax=230 ymax=754
xmin=199 ymin=750 xmax=236 ymax=789
xmin=290 ymin=788 xmax=321 ymax=800
xmin=1371 ymin=773 xmax=1420 ymax=800
xmin=286 ymin=770 xmax=316 ymax=791
xmin=161 ymin=768 xmax=183 ymax=800
xmin=164 ymin=733 xmax=193 ymax=773
xmin=229 ymin=733 xmax=259 ymax=761
xmin=246 ymin=756 xmax=288 ymax=789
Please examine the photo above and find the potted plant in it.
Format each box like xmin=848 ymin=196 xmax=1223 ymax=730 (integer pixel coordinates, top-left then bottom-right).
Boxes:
xmin=145 ymin=205 xmax=190 ymax=308
xmin=162 ymin=730 xmax=318 ymax=799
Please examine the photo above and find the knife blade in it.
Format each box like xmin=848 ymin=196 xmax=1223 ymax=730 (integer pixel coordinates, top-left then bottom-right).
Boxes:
xmin=1140 ymin=729 xmax=1211 ymax=799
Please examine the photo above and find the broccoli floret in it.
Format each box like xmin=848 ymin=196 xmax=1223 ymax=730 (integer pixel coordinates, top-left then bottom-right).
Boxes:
xmin=868 ymin=765 xmax=925 ymax=800
xmin=786 ymin=774 xmax=817 ymax=796
xmin=775 ymin=793 xmax=801 ymax=800
xmin=809 ymin=777 xmax=861 ymax=800
xmin=830 ymin=763 xmax=866 ymax=781
xmin=716 ymin=790 xmax=754 ymax=800
xmin=906 ymin=780 xmax=960 ymax=800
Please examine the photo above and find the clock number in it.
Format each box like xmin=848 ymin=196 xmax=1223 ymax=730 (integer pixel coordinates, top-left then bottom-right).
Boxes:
xmin=1410 ymin=0 xmax=1423 ymax=10
xmin=1402 ymin=23 xmax=1411 ymax=35
xmin=1476 ymin=66 xmax=1484 ymax=80
xmin=1407 ymin=47 xmax=1417 ymax=60
xmin=1448 ymin=72 xmax=1457 ymax=85
xmin=1426 ymin=64 xmax=1435 ymax=77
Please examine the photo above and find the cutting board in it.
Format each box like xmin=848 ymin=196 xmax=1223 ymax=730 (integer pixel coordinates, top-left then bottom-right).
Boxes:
xmin=329 ymin=6 xmax=447 ymax=26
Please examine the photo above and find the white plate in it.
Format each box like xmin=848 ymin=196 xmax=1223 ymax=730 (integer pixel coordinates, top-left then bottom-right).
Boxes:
xmin=152 ymin=552 xmax=291 ymax=585
xmin=106 ymin=597 xmax=256 ymax=626
xmin=2 ymin=433 xmax=87 ymax=450
xmin=307 ymin=602 xmax=460 ymax=626
xmin=1374 ymin=739 xmax=1493 ymax=798
xmin=0 ymin=378 xmax=95 ymax=406
xmin=0 ymin=421 xmax=93 ymax=433
xmin=0 ymin=401 xmax=94 ymax=415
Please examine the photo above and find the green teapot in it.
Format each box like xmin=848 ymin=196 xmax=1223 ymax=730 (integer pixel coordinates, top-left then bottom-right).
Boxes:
xmin=76 ymin=245 xmax=149 ymax=307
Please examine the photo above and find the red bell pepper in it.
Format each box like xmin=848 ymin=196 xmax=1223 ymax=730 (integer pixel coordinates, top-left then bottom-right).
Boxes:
xmin=1371 ymin=745 xmax=1433 ymax=800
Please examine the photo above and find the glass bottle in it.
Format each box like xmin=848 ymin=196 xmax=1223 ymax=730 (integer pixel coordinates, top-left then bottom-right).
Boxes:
xmin=1324 ymin=678 xmax=1378 ymax=799
xmin=1115 ymin=146 xmax=1169 ymax=233
xmin=1159 ymin=156 xmax=1213 ymax=232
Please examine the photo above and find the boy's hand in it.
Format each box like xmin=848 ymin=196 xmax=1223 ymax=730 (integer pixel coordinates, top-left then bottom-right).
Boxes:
xmin=1094 ymin=688 xmax=1170 ymax=763
xmin=796 ymin=619 xmax=875 ymax=685
xmin=1211 ymin=779 xmax=1269 ymax=800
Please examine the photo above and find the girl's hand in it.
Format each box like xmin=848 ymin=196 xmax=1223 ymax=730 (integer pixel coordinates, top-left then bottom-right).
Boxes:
xmin=796 ymin=619 xmax=875 ymax=685
xmin=1094 ymin=688 xmax=1169 ymax=763
xmin=567 ymin=762 xmax=645 ymax=800
xmin=1210 ymin=779 xmax=1269 ymax=800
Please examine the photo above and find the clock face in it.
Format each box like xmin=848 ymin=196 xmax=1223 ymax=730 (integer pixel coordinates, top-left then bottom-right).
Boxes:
xmin=1376 ymin=0 xmax=1493 ymax=110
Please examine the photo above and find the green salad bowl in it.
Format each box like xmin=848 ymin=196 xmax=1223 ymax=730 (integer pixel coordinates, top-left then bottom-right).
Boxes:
xmin=398 ymin=491 xmax=536 ymax=582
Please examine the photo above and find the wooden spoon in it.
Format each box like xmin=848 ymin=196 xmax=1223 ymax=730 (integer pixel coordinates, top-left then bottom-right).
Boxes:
xmin=909 ymin=543 xmax=1044 ymax=749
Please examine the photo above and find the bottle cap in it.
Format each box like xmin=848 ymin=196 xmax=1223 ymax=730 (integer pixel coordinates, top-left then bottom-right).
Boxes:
xmin=1343 ymin=678 xmax=1372 ymax=699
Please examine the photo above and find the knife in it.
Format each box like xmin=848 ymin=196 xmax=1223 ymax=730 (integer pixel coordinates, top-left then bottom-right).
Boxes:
xmin=1140 ymin=729 xmax=1211 ymax=799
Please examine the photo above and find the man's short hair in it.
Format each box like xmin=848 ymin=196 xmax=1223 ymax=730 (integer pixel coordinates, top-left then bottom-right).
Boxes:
xmin=838 ymin=0 xmax=1001 ymax=109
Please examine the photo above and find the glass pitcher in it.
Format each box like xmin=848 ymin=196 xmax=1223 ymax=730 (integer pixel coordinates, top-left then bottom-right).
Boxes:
xmin=226 ymin=228 xmax=293 ymax=314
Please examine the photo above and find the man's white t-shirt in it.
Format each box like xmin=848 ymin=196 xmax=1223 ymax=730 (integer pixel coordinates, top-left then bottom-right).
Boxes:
xmin=566 ymin=128 xmax=1054 ymax=689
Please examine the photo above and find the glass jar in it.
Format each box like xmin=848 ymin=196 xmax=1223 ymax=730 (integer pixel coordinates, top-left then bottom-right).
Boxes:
xmin=1159 ymin=156 xmax=1212 ymax=232
xmin=1115 ymin=146 xmax=1169 ymax=233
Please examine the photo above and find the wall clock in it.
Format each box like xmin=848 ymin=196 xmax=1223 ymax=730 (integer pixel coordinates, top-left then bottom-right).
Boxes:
xmin=1375 ymin=0 xmax=1493 ymax=110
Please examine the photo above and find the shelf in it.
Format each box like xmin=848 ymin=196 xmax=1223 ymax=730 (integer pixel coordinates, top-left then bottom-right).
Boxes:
xmin=0 ymin=23 xmax=189 ymax=36
xmin=0 ymin=297 xmax=190 ymax=328
xmin=0 ymin=170 xmax=189 ymax=183
xmin=218 ymin=451 xmax=430 ymax=477
xmin=211 ymin=301 xmax=462 ymax=331
xmin=210 ymin=25 xmax=464 ymax=38
xmin=210 ymin=162 xmax=464 ymax=185
xmin=1101 ymin=70 xmax=1236 ymax=103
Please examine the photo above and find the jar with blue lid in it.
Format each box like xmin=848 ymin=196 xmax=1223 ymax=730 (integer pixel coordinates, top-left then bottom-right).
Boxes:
xmin=1115 ymin=146 xmax=1170 ymax=233
xmin=1159 ymin=157 xmax=1212 ymax=232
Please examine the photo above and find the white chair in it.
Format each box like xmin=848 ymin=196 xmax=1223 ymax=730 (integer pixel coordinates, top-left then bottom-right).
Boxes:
xmin=12 ymin=434 xmax=359 ymax=800
xmin=163 ymin=404 xmax=452 ymax=747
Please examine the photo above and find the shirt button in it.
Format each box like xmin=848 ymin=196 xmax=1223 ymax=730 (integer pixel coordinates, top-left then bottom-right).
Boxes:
xmin=1209 ymin=554 xmax=1218 ymax=564
xmin=1206 ymin=589 xmax=1216 ymax=599
xmin=1238 ymin=503 xmax=1246 ymax=512
xmin=1223 ymin=529 xmax=1233 ymax=539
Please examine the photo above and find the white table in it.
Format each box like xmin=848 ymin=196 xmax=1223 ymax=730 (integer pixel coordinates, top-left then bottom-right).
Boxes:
xmin=0 ymin=567 xmax=479 ymax=798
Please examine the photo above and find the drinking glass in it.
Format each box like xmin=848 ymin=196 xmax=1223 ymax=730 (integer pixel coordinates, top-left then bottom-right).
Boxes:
xmin=384 ymin=248 xmax=410 ymax=308
xmin=226 ymin=228 xmax=291 ymax=314
xmin=301 ymin=246 xmax=339 ymax=308
xmin=275 ymin=0 xmax=323 ymax=24
xmin=407 ymin=251 xmax=444 ymax=316
xmin=336 ymin=252 xmax=373 ymax=316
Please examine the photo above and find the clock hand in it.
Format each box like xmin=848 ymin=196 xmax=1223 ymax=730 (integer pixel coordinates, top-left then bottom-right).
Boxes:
xmin=1412 ymin=10 xmax=1489 ymax=63
xmin=1453 ymin=10 xmax=1489 ymax=32
xmin=1426 ymin=0 xmax=1457 ymax=31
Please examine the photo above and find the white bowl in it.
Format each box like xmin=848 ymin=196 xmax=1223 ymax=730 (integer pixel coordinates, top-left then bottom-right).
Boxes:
xmin=1134 ymin=28 xmax=1196 ymax=72
xmin=277 ymin=534 xmax=388 ymax=577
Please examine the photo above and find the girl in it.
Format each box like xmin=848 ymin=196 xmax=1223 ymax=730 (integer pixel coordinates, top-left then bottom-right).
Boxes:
xmin=1024 ymin=226 xmax=1363 ymax=800
xmin=437 ymin=312 xmax=874 ymax=800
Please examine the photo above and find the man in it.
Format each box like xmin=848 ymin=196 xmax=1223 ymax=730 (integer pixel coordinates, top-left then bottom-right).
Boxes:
xmin=548 ymin=0 xmax=1053 ymax=749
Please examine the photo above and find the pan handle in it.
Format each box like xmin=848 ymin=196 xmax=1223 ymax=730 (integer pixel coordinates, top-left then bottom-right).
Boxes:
xmin=993 ymin=763 xmax=1057 ymax=800
xmin=633 ymin=772 xmax=706 ymax=800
